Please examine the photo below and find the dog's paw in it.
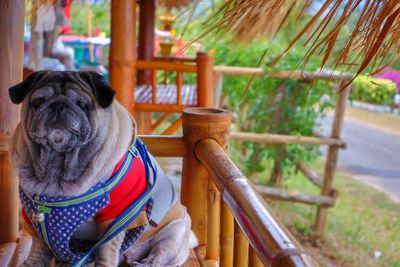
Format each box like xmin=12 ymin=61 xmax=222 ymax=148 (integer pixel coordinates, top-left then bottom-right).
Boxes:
xmin=22 ymin=254 xmax=52 ymax=267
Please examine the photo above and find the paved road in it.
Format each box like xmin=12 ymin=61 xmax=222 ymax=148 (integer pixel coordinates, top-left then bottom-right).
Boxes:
xmin=319 ymin=115 xmax=400 ymax=202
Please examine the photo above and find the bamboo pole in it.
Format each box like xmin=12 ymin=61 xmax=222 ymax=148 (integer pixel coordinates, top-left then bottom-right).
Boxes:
xmin=220 ymin=202 xmax=234 ymax=267
xmin=137 ymin=0 xmax=155 ymax=85
xmin=138 ymin=135 xmax=185 ymax=157
xmin=136 ymin=60 xmax=197 ymax=72
xmin=196 ymin=52 xmax=214 ymax=107
xmin=249 ymin=246 xmax=264 ymax=267
xmin=213 ymin=66 xmax=264 ymax=76
xmin=269 ymin=70 xmax=353 ymax=81
xmin=0 ymin=0 xmax=24 ymax=244
xmin=195 ymin=138 xmax=318 ymax=266
xmin=181 ymin=108 xmax=231 ymax=246
xmin=255 ymin=186 xmax=335 ymax=207
xmin=314 ymin=83 xmax=350 ymax=235
xmin=206 ymin=181 xmax=220 ymax=262
xmin=109 ymin=0 xmax=136 ymax=113
xmin=231 ymin=132 xmax=345 ymax=147
xmin=233 ymin=222 xmax=249 ymax=266
xmin=294 ymin=160 xmax=323 ymax=187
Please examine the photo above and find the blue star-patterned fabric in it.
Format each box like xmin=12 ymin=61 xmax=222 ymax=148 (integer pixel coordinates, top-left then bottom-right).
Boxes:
xmin=20 ymin=183 xmax=152 ymax=263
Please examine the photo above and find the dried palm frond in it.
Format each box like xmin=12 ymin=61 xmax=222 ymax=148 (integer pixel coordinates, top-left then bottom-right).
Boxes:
xmin=203 ymin=0 xmax=400 ymax=80
xmin=158 ymin=0 xmax=197 ymax=9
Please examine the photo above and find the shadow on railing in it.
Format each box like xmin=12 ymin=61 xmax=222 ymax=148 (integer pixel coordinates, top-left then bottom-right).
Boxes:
xmin=140 ymin=107 xmax=318 ymax=267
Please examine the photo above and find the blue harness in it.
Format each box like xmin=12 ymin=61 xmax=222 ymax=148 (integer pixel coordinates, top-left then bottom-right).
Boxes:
xmin=20 ymin=139 xmax=156 ymax=266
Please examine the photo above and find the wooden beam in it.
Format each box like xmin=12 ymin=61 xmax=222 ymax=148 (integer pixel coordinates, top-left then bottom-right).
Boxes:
xmin=294 ymin=160 xmax=323 ymax=187
xmin=0 ymin=0 xmax=24 ymax=244
xmin=314 ymin=83 xmax=350 ymax=235
xmin=161 ymin=116 xmax=182 ymax=135
xmin=269 ymin=70 xmax=353 ymax=81
xmin=137 ymin=0 xmax=155 ymax=85
xmin=255 ymin=185 xmax=335 ymax=207
xmin=151 ymin=112 xmax=173 ymax=132
xmin=138 ymin=135 xmax=185 ymax=157
xmin=213 ymin=66 xmax=264 ymax=76
xmin=109 ymin=0 xmax=136 ymax=113
xmin=231 ymin=131 xmax=346 ymax=147
xmin=136 ymin=60 xmax=197 ymax=72
xmin=135 ymin=103 xmax=194 ymax=113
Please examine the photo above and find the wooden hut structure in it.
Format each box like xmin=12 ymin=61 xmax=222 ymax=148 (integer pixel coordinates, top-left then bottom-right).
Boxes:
xmin=0 ymin=1 xmax=317 ymax=266
xmin=1 ymin=0 xmax=397 ymax=266
xmin=110 ymin=0 xmax=214 ymax=135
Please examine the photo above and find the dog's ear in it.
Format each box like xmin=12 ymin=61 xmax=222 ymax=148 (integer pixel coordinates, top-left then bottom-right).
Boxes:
xmin=80 ymin=71 xmax=115 ymax=108
xmin=9 ymin=71 xmax=48 ymax=104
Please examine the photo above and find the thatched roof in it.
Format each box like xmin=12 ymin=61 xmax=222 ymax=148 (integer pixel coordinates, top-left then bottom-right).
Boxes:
xmin=204 ymin=0 xmax=400 ymax=79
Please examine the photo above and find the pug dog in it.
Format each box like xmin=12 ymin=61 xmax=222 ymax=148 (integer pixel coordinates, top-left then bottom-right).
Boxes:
xmin=9 ymin=71 xmax=194 ymax=267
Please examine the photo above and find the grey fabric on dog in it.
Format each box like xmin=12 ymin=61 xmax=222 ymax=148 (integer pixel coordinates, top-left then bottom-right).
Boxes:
xmin=145 ymin=154 xmax=178 ymax=229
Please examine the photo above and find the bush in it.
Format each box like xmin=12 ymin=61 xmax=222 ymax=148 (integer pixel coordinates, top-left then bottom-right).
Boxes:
xmin=351 ymin=76 xmax=397 ymax=105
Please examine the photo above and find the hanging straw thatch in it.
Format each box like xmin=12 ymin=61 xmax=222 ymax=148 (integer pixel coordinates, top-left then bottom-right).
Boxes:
xmin=158 ymin=0 xmax=197 ymax=9
xmin=202 ymin=0 xmax=400 ymax=80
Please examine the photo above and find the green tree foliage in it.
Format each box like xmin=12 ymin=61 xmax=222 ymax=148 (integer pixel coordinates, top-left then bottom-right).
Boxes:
xmin=350 ymin=76 xmax=397 ymax=106
xmin=207 ymin=39 xmax=335 ymax=179
xmin=70 ymin=2 xmax=110 ymax=36
xmin=175 ymin=3 xmax=337 ymax=181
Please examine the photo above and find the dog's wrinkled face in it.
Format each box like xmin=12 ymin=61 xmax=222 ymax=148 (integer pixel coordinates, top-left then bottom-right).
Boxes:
xmin=9 ymin=71 xmax=115 ymax=184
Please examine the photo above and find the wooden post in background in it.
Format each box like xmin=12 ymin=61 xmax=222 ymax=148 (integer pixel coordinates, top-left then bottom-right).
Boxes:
xmin=0 ymin=0 xmax=25 ymax=243
xmin=109 ymin=0 xmax=136 ymax=113
xmin=181 ymin=108 xmax=231 ymax=252
xmin=314 ymin=82 xmax=350 ymax=235
xmin=197 ymin=52 xmax=214 ymax=107
xmin=137 ymin=0 xmax=155 ymax=85
xmin=135 ymin=0 xmax=155 ymax=134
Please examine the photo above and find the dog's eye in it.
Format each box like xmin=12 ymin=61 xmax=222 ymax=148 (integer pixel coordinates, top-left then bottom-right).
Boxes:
xmin=31 ymin=97 xmax=45 ymax=108
xmin=77 ymin=100 xmax=89 ymax=110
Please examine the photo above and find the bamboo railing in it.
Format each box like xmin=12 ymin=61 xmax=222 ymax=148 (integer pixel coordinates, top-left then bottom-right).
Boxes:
xmin=135 ymin=52 xmax=214 ymax=134
xmin=135 ymin=52 xmax=213 ymax=112
xmin=140 ymin=108 xmax=318 ymax=267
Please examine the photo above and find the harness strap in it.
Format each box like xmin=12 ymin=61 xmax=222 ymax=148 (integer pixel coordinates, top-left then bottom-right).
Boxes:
xmin=21 ymin=145 xmax=140 ymax=208
xmin=73 ymin=139 xmax=157 ymax=267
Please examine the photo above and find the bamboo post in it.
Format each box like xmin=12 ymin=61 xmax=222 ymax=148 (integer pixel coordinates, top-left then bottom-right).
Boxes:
xmin=220 ymin=202 xmax=234 ymax=267
xmin=213 ymin=71 xmax=223 ymax=108
xmin=249 ymin=246 xmax=264 ymax=267
xmin=0 ymin=0 xmax=25 ymax=243
xmin=206 ymin=176 xmax=221 ymax=263
xmin=195 ymin=139 xmax=318 ymax=266
xmin=181 ymin=108 xmax=231 ymax=248
xmin=137 ymin=0 xmax=155 ymax=85
xmin=233 ymin=222 xmax=249 ymax=266
xmin=313 ymin=82 xmax=350 ymax=235
xmin=196 ymin=52 xmax=214 ymax=107
xmin=109 ymin=0 xmax=136 ymax=113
